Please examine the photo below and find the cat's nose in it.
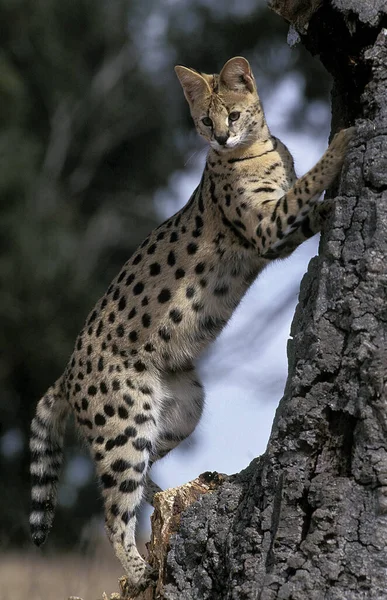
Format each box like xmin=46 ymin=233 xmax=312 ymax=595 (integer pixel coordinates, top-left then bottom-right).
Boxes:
xmin=214 ymin=133 xmax=229 ymax=146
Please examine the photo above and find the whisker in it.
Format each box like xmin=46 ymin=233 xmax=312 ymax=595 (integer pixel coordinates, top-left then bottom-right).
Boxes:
xmin=186 ymin=147 xmax=208 ymax=166
xmin=185 ymin=149 xmax=200 ymax=166
xmin=184 ymin=150 xmax=197 ymax=166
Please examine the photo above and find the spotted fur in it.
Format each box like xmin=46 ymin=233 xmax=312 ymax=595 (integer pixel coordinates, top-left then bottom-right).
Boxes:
xmin=30 ymin=57 xmax=354 ymax=593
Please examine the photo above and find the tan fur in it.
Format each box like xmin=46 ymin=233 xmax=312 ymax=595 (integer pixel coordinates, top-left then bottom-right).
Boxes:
xmin=30 ymin=57 xmax=354 ymax=594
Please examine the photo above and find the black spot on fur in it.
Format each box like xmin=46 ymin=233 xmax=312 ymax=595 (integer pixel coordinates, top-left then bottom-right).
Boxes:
xmin=95 ymin=414 xmax=106 ymax=426
xmin=101 ymin=473 xmax=116 ymax=488
xmin=119 ymin=479 xmax=140 ymax=493
xmin=132 ymin=438 xmax=152 ymax=452
xmin=149 ymin=263 xmax=161 ymax=276
xmin=169 ymin=308 xmax=183 ymax=323
xmin=123 ymin=394 xmax=134 ymax=407
xmin=118 ymin=406 xmax=129 ymax=419
xmin=118 ymin=296 xmax=126 ymax=311
xmin=142 ymin=314 xmax=151 ymax=328
xmin=133 ymin=282 xmax=144 ymax=295
xmin=133 ymin=461 xmax=146 ymax=473
xmin=134 ymin=414 xmax=151 ymax=425
xmin=167 ymin=251 xmax=176 ymax=266
xmin=157 ymin=288 xmax=171 ymax=303
xmin=125 ymin=426 xmax=137 ymax=438
xmin=128 ymin=307 xmax=137 ymax=319
xmin=186 ymin=286 xmax=195 ymax=298
xmin=187 ymin=242 xmax=198 ymax=255
xmin=129 ymin=330 xmax=138 ymax=342
xmin=111 ymin=459 xmax=131 ymax=472
xmin=115 ymin=434 xmax=128 ymax=446
xmin=134 ymin=360 xmax=146 ymax=372
xmin=147 ymin=243 xmax=157 ymax=254
xmin=159 ymin=327 xmax=171 ymax=342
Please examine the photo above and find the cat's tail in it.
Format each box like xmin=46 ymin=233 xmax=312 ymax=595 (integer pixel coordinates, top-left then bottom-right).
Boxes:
xmin=29 ymin=377 xmax=69 ymax=546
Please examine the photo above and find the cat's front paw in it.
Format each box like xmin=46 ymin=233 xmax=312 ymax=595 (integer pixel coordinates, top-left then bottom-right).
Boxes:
xmin=316 ymin=198 xmax=335 ymax=220
xmin=328 ymin=126 xmax=356 ymax=161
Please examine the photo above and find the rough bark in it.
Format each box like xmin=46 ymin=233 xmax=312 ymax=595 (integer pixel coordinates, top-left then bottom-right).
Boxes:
xmin=105 ymin=3 xmax=387 ymax=598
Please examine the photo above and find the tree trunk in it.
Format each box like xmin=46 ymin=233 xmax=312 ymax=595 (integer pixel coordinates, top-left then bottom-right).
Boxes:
xmin=116 ymin=3 xmax=387 ymax=599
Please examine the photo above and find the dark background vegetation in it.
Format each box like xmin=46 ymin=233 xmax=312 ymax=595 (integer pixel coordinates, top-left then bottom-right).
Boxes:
xmin=0 ymin=0 xmax=330 ymax=552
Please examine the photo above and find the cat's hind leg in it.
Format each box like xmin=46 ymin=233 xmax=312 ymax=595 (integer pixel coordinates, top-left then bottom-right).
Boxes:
xmin=144 ymin=367 xmax=205 ymax=506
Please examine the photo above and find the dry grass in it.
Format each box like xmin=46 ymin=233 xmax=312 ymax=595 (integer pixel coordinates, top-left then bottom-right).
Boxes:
xmin=0 ymin=542 xmax=123 ymax=600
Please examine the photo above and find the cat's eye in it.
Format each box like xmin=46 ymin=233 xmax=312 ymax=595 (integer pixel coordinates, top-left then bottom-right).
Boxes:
xmin=202 ymin=117 xmax=213 ymax=127
xmin=229 ymin=111 xmax=240 ymax=122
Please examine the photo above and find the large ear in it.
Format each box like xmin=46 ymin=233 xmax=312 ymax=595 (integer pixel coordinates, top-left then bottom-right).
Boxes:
xmin=175 ymin=66 xmax=211 ymax=107
xmin=219 ymin=57 xmax=255 ymax=93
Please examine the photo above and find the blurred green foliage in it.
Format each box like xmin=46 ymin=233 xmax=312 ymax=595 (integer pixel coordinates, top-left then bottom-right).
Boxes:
xmin=0 ymin=0 xmax=330 ymax=548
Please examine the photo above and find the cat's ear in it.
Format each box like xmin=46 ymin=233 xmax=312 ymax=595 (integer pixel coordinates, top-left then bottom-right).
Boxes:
xmin=175 ymin=66 xmax=211 ymax=106
xmin=219 ymin=57 xmax=255 ymax=93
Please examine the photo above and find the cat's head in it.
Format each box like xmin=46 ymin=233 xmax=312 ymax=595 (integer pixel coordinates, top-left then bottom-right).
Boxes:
xmin=175 ymin=57 xmax=265 ymax=152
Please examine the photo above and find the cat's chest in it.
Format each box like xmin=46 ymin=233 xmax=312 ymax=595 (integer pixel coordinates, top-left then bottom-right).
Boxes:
xmin=205 ymin=148 xmax=291 ymax=204
xmin=211 ymin=167 xmax=285 ymax=203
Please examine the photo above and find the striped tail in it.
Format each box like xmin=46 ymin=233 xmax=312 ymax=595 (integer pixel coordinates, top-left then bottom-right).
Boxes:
xmin=29 ymin=378 xmax=69 ymax=546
